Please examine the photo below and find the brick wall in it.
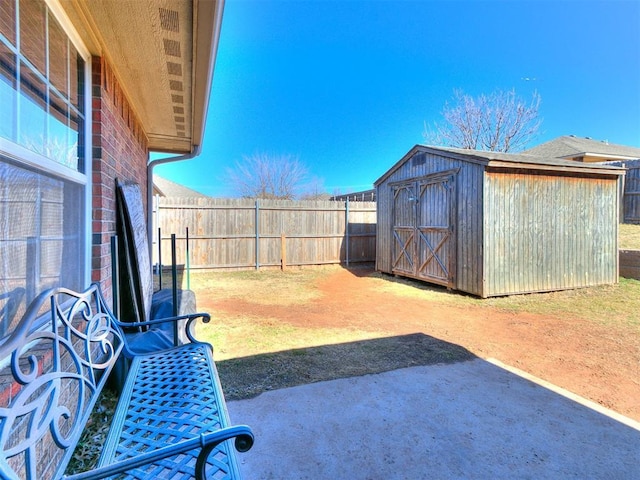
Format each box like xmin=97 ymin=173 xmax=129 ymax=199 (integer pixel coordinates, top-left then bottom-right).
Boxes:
xmin=91 ymin=56 xmax=149 ymax=298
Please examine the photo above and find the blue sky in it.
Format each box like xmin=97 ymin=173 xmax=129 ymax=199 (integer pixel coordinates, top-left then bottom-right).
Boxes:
xmin=156 ymin=0 xmax=640 ymax=197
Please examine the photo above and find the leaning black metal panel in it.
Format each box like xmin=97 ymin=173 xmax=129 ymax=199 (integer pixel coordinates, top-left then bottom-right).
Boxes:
xmin=0 ymin=285 xmax=125 ymax=480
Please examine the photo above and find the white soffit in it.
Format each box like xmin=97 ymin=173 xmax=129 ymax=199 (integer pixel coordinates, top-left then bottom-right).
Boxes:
xmin=64 ymin=0 xmax=222 ymax=153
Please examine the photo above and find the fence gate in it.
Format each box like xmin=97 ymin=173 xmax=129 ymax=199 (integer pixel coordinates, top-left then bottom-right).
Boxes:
xmin=391 ymin=171 xmax=456 ymax=287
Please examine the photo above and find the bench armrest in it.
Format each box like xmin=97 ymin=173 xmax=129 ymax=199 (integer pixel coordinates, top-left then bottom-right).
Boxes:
xmin=63 ymin=425 xmax=254 ymax=480
xmin=115 ymin=312 xmax=210 ymax=349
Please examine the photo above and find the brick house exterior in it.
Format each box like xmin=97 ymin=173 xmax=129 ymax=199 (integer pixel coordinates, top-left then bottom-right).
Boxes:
xmin=0 ymin=0 xmax=223 ymax=332
xmin=90 ymin=56 xmax=149 ymax=295
xmin=0 ymin=1 xmax=223 ymax=478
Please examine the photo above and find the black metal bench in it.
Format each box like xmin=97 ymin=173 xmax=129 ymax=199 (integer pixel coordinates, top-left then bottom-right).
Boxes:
xmin=0 ymin=284 xmax=253 ymax=480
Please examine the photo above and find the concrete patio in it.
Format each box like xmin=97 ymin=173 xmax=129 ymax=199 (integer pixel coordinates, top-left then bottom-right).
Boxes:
xmin=228 ymin=358 xmax=640 ymax=479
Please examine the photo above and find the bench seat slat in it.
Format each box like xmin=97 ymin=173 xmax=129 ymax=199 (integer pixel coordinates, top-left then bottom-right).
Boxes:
xmin=98 ymin=342 xmax=241 ymax=479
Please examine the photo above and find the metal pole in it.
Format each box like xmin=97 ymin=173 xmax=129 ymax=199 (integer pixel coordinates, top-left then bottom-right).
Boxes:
xmin=153 ymin=193 xmax=159 ymax=280
xmin=345 ymin=198 xmax=350 ymax=267
xmin=157 ymin=227 xmax=162 ymax=290
xmin=110 ymin=235 xmax=120 ymax=318
xmin=171 ymin=233 xmax=178 ymax=345
xmin=186 ymin=227 xmax=190 ymax=290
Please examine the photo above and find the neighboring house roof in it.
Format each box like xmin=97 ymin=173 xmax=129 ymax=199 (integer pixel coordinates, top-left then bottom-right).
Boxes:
xmin=60 ymin=0 xmax=224 ymax=154
xmin=523 ymin=136 xmax=640 ymax=161
xmin=375 ymin=145 xmax=625 ymax=186
xmin=153 ymin=176 xmax=208 ymax=198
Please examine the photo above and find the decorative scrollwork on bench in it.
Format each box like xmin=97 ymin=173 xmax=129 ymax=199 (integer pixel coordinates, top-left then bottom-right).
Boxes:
xmin=1 ymin=283 xmax=252 ymax=480
xmin=0 ymin=285 xmax=124 ymax=480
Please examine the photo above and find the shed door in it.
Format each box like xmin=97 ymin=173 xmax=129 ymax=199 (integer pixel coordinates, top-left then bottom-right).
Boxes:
xmin=391 ymin=183 xmax=416 ymax=275
xmin=416 ymin=174 xmax=456 ymax=287
xmin=391 ymin=172 xmax=456 ymax=287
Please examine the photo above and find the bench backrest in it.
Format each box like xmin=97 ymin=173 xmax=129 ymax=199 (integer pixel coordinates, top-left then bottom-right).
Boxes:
xmin=0 ymin=284 xmax=124 ymax=480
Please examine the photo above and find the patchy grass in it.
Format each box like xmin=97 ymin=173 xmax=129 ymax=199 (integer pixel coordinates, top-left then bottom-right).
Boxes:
xmin=362 ymin=270 xmax=640 ymax=330
xmin=482 ymin=278 xmax=640 ymax=329
xmin=197 ymin=313 xmax=378 ymax=360
xmin=367 ymin=271 xmax=481 ymax=305
xmin=188 ymin=267 xmax=326 ymax=306
xmin=188 ymin=265 xmax=640 ymax=402
xmin=173 ymin=221 xmax=640 ymax=329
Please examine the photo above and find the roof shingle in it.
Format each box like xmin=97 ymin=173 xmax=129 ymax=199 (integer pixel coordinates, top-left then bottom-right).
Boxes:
xmin=523 ymin=136 xmax=640 ymax=159
xmin=153 ymin=176 xmax=208 ymax=198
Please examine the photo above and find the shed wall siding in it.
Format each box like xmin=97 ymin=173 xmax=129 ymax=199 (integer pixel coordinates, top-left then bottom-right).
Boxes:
xmin=376 ymin=151 xmax=484 ymax=295
xmin=456 ymin=162 xmax=484 ymax=295
xmin=483 ymin=172 xmax=619 ymax=296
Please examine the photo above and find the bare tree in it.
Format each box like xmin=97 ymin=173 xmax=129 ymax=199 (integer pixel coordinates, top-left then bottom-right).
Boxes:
xmin=424 ymin=89 xmax=542 ymax=152
xmin=225 ymin=153 xmax=310 ymax=199
xmin=299 ymin=176 xmax=329 ymax=200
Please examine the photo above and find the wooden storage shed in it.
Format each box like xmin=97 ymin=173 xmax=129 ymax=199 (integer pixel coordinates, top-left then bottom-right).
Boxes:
xmin=375 ymin=145 xmax=625 ymax=297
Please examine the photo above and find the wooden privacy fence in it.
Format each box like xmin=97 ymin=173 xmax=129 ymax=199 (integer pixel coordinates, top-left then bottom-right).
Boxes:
xmin=620 ymin=160 xmax=640 ymax=224
xmin=152 ymin=197 xmax=377 ymax=271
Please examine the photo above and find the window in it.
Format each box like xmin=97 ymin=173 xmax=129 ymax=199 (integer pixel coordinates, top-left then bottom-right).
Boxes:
xmin=0 ymin=0 xmax=90 ymax=340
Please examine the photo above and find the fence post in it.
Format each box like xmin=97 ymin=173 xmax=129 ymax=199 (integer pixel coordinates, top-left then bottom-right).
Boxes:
xmin=255 ymin=200 xmax=260 ymax=270
xmin=345 ymin=198 xmax=350 ymax=267
xmin=281 ymin=234 xmax=286 ymax=270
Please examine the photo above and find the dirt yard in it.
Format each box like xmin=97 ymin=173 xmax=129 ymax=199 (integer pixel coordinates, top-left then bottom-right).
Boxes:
xmin=205 ymin=266 xmax=640 ymax=422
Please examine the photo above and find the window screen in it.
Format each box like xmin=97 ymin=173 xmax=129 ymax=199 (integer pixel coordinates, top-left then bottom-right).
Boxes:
xmin=0 ymin=158 xmax=84 ymax=338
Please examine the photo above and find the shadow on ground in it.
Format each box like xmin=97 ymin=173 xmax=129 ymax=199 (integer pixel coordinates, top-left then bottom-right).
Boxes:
xmin=216 ymin=333 xmax=475 ymax=400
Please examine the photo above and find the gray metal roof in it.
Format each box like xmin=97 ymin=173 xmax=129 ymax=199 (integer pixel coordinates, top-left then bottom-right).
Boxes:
xmin=375 ymin=145 xmax=625 ymax=186
xmin=427 ymin=145 xmax=624 ymax=169
xmin=523 ymin=136 xmax=640 ymax=160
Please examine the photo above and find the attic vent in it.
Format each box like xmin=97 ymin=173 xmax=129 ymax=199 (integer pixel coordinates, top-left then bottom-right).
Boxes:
xmin=171 ymin=94 xmax=183 ymax=103
xmin=163 ymin=39 xmax=181 ymax=57
xmin=412 ymin=154 xmax=426 ymax=167
xmin=173 ymin=106 xmax=184 ymax=114
xmin=169 ymin=80 xmax=183 ymax=91
xmin=159 ymin=8 xmax=179 ymax=32
xmin=166 ymin=62 xmax=182 ymax=76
